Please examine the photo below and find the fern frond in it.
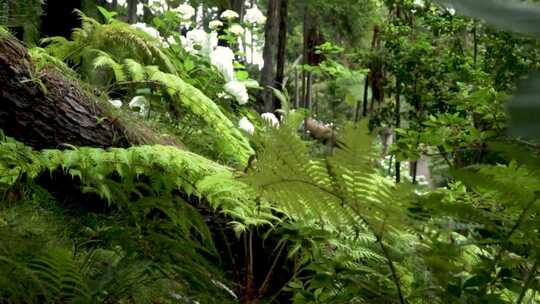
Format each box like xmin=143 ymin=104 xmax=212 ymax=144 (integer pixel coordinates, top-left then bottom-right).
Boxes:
xmin=145 ymin=68 xmax=254 ymax=165
xmin=93 ymin=51 xmax=126 ymax=82
xmin=124 ymin=58 xmax=146 ymax=81
xmin=28 ymin=47 xmax=77 ymax=77
xmin=28 ymin=248 xmax=90 ymax=302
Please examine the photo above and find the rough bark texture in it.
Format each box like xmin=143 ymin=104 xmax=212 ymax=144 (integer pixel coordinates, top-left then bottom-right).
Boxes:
xmin=0 ymin=35 xmax=131 ymax=149
xmin=369 ymin=26 xmax=385 ymax=106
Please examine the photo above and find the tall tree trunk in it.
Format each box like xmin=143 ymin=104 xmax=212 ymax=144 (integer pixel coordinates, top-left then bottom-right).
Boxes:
xmin=274 ymin=0 xmax=288 ymax=92
xmin=0 ymin=35 xmax=172 ymax=149
xmin=395 ymin=77 xmax=401 ymax=183
xmin=369 ymin=26 xmax=384 ymax=105
xmin=127 ymin=0 xmax=137 ymax=24
xmin=259 ymin=0 xmax=281 ymax=112
xmin=302 ymin=3 xmax=323 ymax=110
xmin=230 ymin=0 xmax=245 ymax=21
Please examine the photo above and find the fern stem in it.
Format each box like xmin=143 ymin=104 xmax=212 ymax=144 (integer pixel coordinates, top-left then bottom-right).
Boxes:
xmin=259 ymin=241 xmax=286 ymax=295
xmin=517 ymin=258 xmax=539 ymax=304
xmin=376 ymin=235 xmax=406 ymax=304
xmin=483 ymin=194 xmax=539 ymax=295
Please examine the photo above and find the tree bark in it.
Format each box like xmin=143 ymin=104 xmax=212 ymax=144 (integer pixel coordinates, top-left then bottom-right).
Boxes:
xmin=274 ymin=0 xmax=288 ymax=91
xmin=259 ymin=0 xmax=282 ymax=112
xmin=127 ymin=0 xmax=137 ymax=24
xmin=0 ymin=35 xmax=132 ymax=149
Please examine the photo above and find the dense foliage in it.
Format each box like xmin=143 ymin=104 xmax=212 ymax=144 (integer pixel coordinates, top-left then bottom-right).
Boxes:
xmin=1 ymin=0 xmax=540 ymax=303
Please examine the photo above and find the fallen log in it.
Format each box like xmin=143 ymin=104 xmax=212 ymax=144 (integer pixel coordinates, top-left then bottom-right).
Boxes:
xmin=0 ymin=33 xmax=167 ymax=149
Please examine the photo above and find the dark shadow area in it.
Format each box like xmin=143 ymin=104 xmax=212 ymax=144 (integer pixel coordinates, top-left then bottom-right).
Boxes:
xmin=7 ymin=26 xmax=24 ymax=40
xmin=40 ymin=0 xmax=82 ymax=38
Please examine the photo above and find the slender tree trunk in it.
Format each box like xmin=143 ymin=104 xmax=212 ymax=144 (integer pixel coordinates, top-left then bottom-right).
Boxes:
xmin=259 ymin=0 xmax=282 ymax=112
xmin=369 ymin=26 xmax=384 ymax=105
xmin=127 ymin=0 xmax=137 ymax=24
xmin=275 ymin=0 xmax=288 ymax=90
xmin=395 ymin=77 xmax=401 ymax=183
xmin=230 ymin=0 xmax=245 ymax=21
xmin=355 ymin=75 xmax=369 ymax=122
xmin=473 ymin=21 xmax=478 ymax=67
xmin=294 ymin=67 xmax=300 ymax=109
xmin=302 ymin=3 xmax=323 ymax=112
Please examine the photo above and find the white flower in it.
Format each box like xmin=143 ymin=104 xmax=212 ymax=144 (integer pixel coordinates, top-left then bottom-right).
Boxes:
xmin=137 ymin=3 xmax=144 ymax=16
xmin=209 ymin=20 xmax=224 ymax=30
xmin=179 ymin=36 xmax=195 ymax=53
xmin=174 ymin=3 xmax=195 ymax=20
xmin=117 ymin=0 xmax=127 ymax=7
xmin=210 ymin=46 xmax=235 ymax=82
xmin=132 ymin=22 xmax=161 ymax=40
xmin=244 ymin=5 xmax=266 ymax=25
xmin=261 ymin=112 xmax=279 ymax=127
xmin=239 ymin=117 xmax=255 ymax=134
xmin=217 ymin=91 xmax=232 ymax=99
xmin=129 ymin=96 xmax=148 ymax=116
xmin=166 ymin=35 xmax=177 ymax=45
xmin=413 ymin=0 xmax=425 ymax=8
xmin=228 ymin=24 xmax=244 ymax=36
xmin=108 ymin=99 xmax=123 ymax=108
xmin=225 ymin=81 xmax=249 ymax=105
xmin=221 ymin=9 xmax=239 ymax=20
xmin=447 ymin=7 xmax=456 ymax=15
xmin=148 ymin=0 xmax=168 ymax=13
xmin=186 ymin=29 xmax=208 ymax=47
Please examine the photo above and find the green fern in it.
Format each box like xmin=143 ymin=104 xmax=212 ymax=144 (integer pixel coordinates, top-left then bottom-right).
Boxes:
xmin=0 ymin=131 xmax=40 ymax=190
xmin=93 ymin=50 xmax=126 ymax=82
xmin=42 ymin=11 xmax=175 ymax=76
xmin=28 ymin=248 xmax=90 ymax=302
xmin=89 ymin=52 xmax=254 ymax=165
xmin=39 ymin=14 xmax=254 ymax=165
xmin=244 ymin=120 xmax=414 ymax=303
xmin=28 ymin=47 xmax=77 ymax=77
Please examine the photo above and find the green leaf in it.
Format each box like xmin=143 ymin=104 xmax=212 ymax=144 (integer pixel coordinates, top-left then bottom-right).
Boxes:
xmin=235 ymin=70 xmax=249 ymax=81
xmin=97 ymin=6 xmax=118 ymax=24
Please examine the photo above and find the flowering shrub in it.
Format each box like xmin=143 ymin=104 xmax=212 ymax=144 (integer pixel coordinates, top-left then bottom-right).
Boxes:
xmin=244 ymin=5 xmax=266 ymax=25
xmin=173 ymin=4 xmax=195 ymax=20
xmin=239 ymin=117 xmax=255 ymax=134
xmin=228 ymin=24 xmax=245 ymax=36
xmin=221 ymin=10 xmax=239 ymax=20
xmin=210 ymin=46 xmax=236 ymax=82
xmin=209 ymin=20 xmax=223 ymax=30
xmin=225 ymin=81 xmax=249 ymax=105
xmin=124 ymin=2 xmax=267 ymax=106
